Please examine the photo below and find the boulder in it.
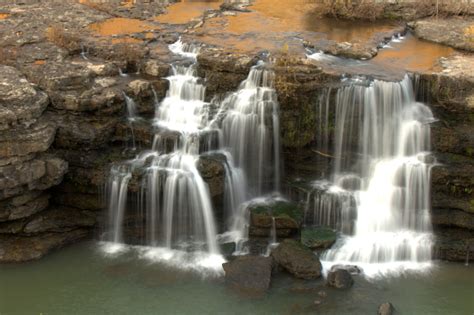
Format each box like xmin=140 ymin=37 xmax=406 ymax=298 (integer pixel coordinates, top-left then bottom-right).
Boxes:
xmin=378 ymin=302 xmax=395 ymax=315
xmin=222 ymin=256 xmax=272 ymax=294
xmin=301 ymin=227 xmax=337 ymax=249
xmin=271 ymin=239 xmax=322 ymax=279
xmin=326 ymin=269 xmax=354 ymax=289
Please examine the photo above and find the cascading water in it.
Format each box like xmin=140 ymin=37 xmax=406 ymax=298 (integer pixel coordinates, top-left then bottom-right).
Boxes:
xmin=309 ymin=75 xmax=435 ymax=277
xmin=104 ymin=38 xmax=281 ymax=270
xmin=220 ymin=63 xmax=280 ymax=195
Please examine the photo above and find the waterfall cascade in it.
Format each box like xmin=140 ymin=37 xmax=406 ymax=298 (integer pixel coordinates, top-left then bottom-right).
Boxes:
xmin=307 ymin=75 xmax=435 ymax=276
xmin=104 ymin=39 xmax=281 ymax=269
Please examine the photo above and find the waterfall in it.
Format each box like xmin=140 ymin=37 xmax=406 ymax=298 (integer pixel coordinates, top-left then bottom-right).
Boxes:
xmin=104 ymin=38 xmax=281 ymax=270
xmin=220 ymin=62 xmax=280 ymax=195
xmin=311 ymin=75 xmax=435 ymax=277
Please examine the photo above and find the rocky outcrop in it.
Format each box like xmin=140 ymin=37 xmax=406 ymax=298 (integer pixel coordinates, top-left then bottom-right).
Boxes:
xmin=222 ymin=256 xmax=272 ymax=295
xmin=271 ymin=239 xmax=322 ymax=279
xmin=0 ymin=229 xmax=90 ymax=263
xmin=0 ymin=66 xmax=86 ymax=262
xmin=409 ymin=17 xmax=474 ymax=52
xmin=417 ymin=54 xmax=474 ymax=260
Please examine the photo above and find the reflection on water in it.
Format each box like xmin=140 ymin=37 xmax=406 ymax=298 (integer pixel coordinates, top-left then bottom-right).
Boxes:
xmin=197 ymin=0 xmax=400 ymax=54
xmin=373 ymin=33 xmax=455 ymax=72
xmin=89 ymin=17 xmax=159 ymax=36
xmin=222 ymin=0 xmax=397 ymax=42
xmin=155 ymin=0 xmax=222 ymax=24
xmin=0 ymin=13 xmax=9 ymax=19
xmin=0 ymin=241 xmax=473 ymax=314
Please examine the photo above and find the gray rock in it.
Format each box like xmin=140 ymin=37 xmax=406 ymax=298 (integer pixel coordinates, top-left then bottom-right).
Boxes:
xmin=0 ymin=65 xmax=49 ymax=130
xmin=0 ymin=117 xmax=56 ymax=158
xmin=222 ymin=256 xmax=272 ymax=294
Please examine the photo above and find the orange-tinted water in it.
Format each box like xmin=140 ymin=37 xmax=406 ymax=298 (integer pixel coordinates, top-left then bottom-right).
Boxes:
xmin=197 ymin=0 xmax=399 ymax=54
xmin=89 ymin=18 xmax=159 ymax=36
xmin=155 ymin=0 xmax=221 ymax=24
xmin=373 ymin=34 xmax=455 ymax=72
xmin=0 ymin=13 xmax=9 ymax=19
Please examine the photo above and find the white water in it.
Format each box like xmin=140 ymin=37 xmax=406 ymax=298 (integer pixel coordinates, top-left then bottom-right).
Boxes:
xmin=308 ymin=75 xmax=435 ymax=277
xmin=220 ymin=63 xmax=281 ymax=195
xmin=105 ymin=39 xmax=281 ymax=269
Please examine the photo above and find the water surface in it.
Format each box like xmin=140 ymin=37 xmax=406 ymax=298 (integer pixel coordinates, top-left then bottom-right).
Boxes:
xmin=0 ymin=241 xmax=472 ymax=315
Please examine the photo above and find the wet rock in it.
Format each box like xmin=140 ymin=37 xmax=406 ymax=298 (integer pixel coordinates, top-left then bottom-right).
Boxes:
xmin=222 ymin=255 xmax=272 ymax=294
xmin=197 ymin=50 xmax=257 ymax=98
xmin=271 ymin=239 xmax=322 ymax=279
xmin=326 ymin=269 xmax=354 ymax=289
xmin=22 ymin=207 xmax=96 ymax=234
xmin=220 ymin=242 xmax=236 ymax=257
xmin=301 ymin=227 xmax=337 ymax=250
xmin=115 ymin=120 xmax=155 ymax=147
xmin=431 ymin=208 xmax=474 ymax=230
xmin=248 ymin=200 xmax=303 ymax=237
xmin=0 ymin=65 xmax=49 ymax=130
xmin=330 ymin=264 xmax=362 ymax=275
xmin=196 ymin=154 xmax=225 ymax=199
xmin=142 ymin=59 xmax=170 ymax=77
xmin=378 ymin=302 xmax=395 ymax=315
xmin=53 ymin=192 xmax=103 ymax=211
xmin=433 ymin=227 xmax=474 ymax=262
xmin=431 ymin=155 xmax=474 ymax=216
xmin=0 ymin=229 xmax=90 ymax=263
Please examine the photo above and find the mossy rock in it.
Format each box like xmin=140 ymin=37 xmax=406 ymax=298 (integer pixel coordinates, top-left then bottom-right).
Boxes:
xmin=301 ymin=227 xmax=336 ymax=249
xmin=249 ymin=201 xmax=303 ymax=229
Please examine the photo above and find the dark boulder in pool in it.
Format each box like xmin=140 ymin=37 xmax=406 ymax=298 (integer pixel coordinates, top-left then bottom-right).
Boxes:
xmin=222 ymin=255 xmax=272 ymax=295
xmin=326 ymin=269 xmax=354 ymax=289
xmin=378 ymin=302 xmax=395 ymax=315
xmin=271 ymin=239 xmax=322 ymax=279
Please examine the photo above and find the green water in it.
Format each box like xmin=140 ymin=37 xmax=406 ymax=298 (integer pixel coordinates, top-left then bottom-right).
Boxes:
xmin=0 ymin=241 xmax=473 ymax=315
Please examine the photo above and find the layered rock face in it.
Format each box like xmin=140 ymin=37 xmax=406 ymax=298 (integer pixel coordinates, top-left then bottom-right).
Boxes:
xmin=418 ymin=54 xmax=474 ymax=261
xmin=0 ymin=66 xmax=88 ymax=262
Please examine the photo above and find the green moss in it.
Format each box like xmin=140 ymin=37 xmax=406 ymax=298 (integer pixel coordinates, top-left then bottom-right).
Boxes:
xmin=301 ymin=227 xmax=337 ymax=249
xmin=250 ymin=201 xmax=304 ymax=223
